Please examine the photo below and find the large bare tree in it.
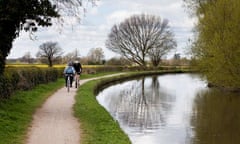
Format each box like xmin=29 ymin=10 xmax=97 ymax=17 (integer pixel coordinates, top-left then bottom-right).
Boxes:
xmin=106 ymin=14 xmax=176 ymax=67
xmin=36 ymin=41 xmax=63 ymax=67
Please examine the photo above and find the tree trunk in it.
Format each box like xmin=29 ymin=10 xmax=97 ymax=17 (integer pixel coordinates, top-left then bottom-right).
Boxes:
xmin=48 ymin=57 xmax=53 ymax=67
xmin=0 ymin=21 xmax=16 ymax=75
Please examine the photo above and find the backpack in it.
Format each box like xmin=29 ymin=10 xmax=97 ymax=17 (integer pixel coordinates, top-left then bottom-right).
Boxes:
xmin=66 ymin=66 xmax=74 ymax=74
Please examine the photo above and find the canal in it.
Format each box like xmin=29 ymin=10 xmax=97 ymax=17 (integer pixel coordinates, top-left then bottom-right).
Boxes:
xmin=97 ymin=73 xmax=240 ymax=144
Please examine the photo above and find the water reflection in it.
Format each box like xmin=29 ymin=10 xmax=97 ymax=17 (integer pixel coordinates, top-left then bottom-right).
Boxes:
xmin=115 ymin=76 xmax=176 ymax=132
xmin=97 ymin=74 xmax=207 ymax=144
xmin=191 ymin=89 xmax=240 ymax=144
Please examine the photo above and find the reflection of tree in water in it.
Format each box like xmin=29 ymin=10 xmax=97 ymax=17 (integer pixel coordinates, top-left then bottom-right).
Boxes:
xmin=191 ymin=89 xmax=240 ymax=144
xmin=116 ymin=76 xmax=175 ymax=132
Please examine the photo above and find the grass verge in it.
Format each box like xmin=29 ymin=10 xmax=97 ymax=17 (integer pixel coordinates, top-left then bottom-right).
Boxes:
xmin=74 ymin=79 xmax=131 ymax=144
xmin=0 ymin=79 xmax=64 ymax=144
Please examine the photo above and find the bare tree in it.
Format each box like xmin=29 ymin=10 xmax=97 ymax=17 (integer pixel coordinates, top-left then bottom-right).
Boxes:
xmin=62 ymin=48 xmax=81 ymax=63
xmin=148 ymin=30 xmax=177 ymax=67
xmin=20 ymin=52 xmax=34 ymax=64
xmin=106 ymin=14 xmax=176 ymax=67
xmin=72 ymin=48 xmax=81 ymax=60
xmin=87 ymin=47 xmax=105 ymax=64
xmin=36 ymin=41 xmax=63 ymax=67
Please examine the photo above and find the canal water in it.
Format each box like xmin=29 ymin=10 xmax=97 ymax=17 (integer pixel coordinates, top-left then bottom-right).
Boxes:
xmin=96 ymin=74 xmax=240 ymax=144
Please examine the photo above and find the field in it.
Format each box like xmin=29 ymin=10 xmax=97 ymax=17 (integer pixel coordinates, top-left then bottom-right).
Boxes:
xmin=6 ymin=64 xmax=109 ymax=68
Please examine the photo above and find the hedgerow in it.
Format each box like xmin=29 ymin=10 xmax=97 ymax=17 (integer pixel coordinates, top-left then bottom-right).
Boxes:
xmin=0 ymin=67 xmax=63 ymax=99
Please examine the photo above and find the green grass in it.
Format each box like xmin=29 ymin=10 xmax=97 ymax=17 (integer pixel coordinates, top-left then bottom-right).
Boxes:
xmin=0 ymin=79 xmax=64 ymax=144
xmin=74 ymin=79 xmax=131 ymax=144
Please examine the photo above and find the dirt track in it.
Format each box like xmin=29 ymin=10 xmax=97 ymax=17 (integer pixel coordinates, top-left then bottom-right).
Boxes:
xmin=26 ymin=74 xmax=124 ymax=144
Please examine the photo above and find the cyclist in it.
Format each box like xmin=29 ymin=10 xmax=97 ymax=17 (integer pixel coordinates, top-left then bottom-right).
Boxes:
xmin=63 ymin=62 xmax=76 ymax=87
xmin=73 ymin=60 xmax=82 ymax=88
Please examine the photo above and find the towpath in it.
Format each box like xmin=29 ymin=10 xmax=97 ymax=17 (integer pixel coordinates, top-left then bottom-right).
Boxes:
xmin=26 ymin=73 xmax=124 ymax=144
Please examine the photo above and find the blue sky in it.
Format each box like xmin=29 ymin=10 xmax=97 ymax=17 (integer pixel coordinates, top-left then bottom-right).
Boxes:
xmin=8 ymin=0 xmax=195 ymax=59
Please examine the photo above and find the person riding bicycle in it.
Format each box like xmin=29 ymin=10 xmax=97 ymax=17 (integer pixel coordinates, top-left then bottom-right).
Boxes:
xmin=63 ymin=62 xmax=76 ymax=87
xmin=73 ymin=60 xmax=82 ymax=88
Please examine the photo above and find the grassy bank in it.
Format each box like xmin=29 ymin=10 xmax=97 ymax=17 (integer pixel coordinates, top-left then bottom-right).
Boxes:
xmin=0 ymin=79 xmax=64 ymax=144
xmin=74 ymin=79 xmax=131 ymax=144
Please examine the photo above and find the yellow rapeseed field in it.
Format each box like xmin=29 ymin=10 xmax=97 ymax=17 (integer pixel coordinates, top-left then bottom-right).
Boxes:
xmin=6 ymin=64 xmax=105 ymax=69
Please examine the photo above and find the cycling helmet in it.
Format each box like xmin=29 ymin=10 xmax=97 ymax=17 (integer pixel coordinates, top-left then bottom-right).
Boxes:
xmin=68 ymin=61 xmax=73 ymax=66
xmin=74 ymin=60 xmax=80 ymax=64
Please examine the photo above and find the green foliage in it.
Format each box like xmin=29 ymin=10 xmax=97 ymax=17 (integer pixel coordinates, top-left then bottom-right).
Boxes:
xmin=186 ymin=0 xmax=240 ymax=89
xmin=0 ymin=0 xmax=59 ymax=75
xmin=0 ymin=67 xmax=62 ymax=99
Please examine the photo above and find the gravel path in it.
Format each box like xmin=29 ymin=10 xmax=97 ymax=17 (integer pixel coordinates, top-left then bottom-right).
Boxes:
xmin=26 ymin=73 xmax=124 ymax=144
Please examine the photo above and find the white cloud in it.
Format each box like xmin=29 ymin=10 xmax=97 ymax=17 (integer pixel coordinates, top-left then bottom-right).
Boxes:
xmin=8 ymin=0 xmax=195 ymax=60
xmin=106 ymin=10 xmax=141 ymax=25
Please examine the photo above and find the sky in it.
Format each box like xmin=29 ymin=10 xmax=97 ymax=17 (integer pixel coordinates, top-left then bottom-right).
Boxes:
xmin=7 ymin=0 xmax=196 ymax=60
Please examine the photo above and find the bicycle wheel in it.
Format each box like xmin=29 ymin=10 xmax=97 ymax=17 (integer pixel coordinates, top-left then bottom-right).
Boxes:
xmin=67 ymin=76 xmax=70 ymax=92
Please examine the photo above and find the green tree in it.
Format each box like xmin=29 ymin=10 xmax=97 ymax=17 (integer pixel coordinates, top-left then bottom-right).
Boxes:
xmin=0 ymin=0 xmax=58 ymax=74
xmin=184 ymin=0 xmax=240 ymax=89
xmin=0 ymin=0 xmax=96 ymax=75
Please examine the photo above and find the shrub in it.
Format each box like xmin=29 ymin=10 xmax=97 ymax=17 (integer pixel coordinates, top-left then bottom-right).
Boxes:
xmin=0 ymin=67 xmax=62 ymax=99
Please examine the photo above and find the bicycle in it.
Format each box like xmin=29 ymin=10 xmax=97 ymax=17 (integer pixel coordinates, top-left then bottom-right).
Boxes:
xmin=66 ymin=74 xmax=73 ymax=92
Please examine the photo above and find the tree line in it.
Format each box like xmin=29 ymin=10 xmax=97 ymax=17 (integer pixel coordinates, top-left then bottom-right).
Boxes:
xmin=184 ymin=0 xmax=240 ymax=90
xmin=7 ymin=42 xmax=106 ymax=66
xmin=7 ymin=44 xmax=189 ymax=67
